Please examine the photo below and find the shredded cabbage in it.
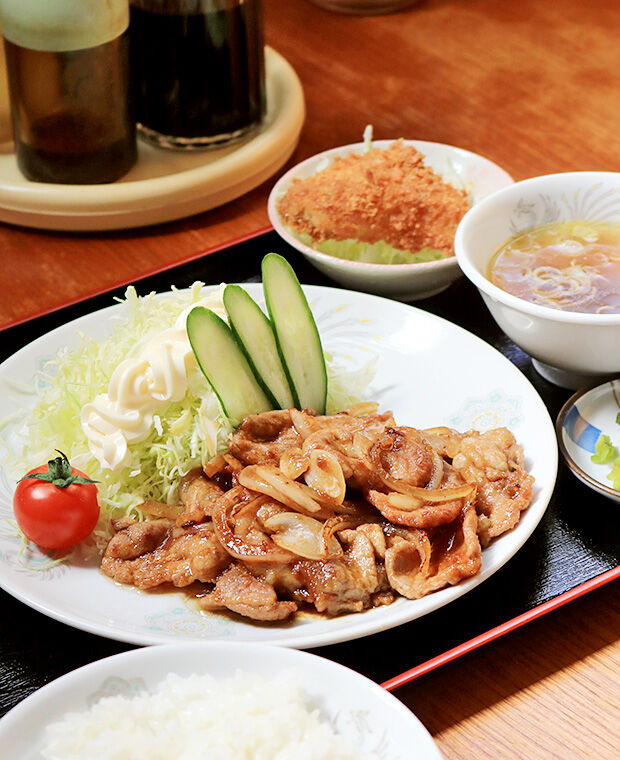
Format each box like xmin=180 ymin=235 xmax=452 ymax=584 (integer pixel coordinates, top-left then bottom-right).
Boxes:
xmin=10 ymin=284 xmax=232 ymax=526
xmin=325 ymin=351 xmax=377 ymax=413
xmin=8 ymin=283 xmax=373 ymax=532
xmin=295 ymin=232 xmax=443 ymax=265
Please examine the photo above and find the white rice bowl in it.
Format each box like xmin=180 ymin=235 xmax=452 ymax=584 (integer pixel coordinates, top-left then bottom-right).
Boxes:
xmin=42 ymin=671 xmax=371 ymax=760
xmin=0 ymin=643 xmax=442 ymax=759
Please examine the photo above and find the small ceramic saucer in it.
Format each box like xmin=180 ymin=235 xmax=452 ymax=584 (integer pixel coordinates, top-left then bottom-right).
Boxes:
xmin=556 ymin=379 xmax=620 ymax=504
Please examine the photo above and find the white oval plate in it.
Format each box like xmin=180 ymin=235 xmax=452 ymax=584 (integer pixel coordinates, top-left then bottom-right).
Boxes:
xmin=0 ymin=642 xmax=443 ymax=759
xmin=0 ymin=48 xmax=304 ymax=231
xmin=0 ymin=284 xmax=557 ymax=648
xmin=557 ymin=379 xmax=620 ymax=503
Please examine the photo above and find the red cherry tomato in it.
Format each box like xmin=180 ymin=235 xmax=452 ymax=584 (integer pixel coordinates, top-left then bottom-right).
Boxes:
xmin=13 ymin=452 xmax=99 ymax=550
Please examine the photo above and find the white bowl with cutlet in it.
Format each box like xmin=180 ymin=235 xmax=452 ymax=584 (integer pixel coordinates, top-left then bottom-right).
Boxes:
xmin=268 ymin=138 xmax=513 ymax=301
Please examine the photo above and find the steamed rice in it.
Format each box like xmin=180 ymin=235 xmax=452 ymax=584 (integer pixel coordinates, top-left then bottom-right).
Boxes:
xmin=41 ymin=671 xmax=375 ymax=760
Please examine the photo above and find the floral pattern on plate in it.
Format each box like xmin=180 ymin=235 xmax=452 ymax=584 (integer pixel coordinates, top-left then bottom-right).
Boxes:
xmin=145 ymin=606 xmax=235 ymax=637
xmin=449 ymin=389 xmax=523 ymax=432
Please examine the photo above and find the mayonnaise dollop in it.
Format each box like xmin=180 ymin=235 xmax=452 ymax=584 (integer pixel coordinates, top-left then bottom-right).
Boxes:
xmin=80 ymin=290 xmax=226 ymax=471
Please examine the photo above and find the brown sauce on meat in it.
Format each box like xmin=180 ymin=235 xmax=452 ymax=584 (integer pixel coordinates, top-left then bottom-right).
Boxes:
xmin=100 ymin=410 xmax=533 ymax=622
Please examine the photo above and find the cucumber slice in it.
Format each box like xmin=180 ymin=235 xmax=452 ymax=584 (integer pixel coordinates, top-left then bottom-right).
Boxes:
xmin=223 ymin=284 xmax=296 ymax=410
xmin=262 ymin=253 xmax=328 ymax=414
xmin=186 ymin=306 xmax=273 ymax=427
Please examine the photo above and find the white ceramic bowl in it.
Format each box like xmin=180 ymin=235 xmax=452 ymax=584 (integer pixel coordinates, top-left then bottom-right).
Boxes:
xmin=0 ymin=643 xmax=443 ymax=759
xmin=454 ymin=171 xmax=620 ymax=389
xmin=268 ymin=139 xmax=513 ymax=301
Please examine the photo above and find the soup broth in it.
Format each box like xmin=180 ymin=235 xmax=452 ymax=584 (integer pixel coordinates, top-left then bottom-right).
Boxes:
xmin=489 ymin=221 xmax=620 ymax=314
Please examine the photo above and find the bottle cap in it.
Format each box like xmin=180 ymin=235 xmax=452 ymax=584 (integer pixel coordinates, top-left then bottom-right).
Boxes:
xmin=0 ymin=0 xmax=129 ymax=51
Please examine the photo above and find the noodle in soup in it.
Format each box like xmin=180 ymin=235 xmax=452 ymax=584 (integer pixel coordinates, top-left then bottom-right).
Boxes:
xmin=489 ymin=221 xmax=620 ymax=313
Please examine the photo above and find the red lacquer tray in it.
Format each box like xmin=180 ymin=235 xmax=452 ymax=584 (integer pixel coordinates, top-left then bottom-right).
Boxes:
xmin=0 ymin=229 xmax=617 ymax=715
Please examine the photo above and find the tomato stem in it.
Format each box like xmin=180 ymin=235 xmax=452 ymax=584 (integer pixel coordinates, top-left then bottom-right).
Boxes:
xmin=19 ymin=450 xmax=98 ymax=489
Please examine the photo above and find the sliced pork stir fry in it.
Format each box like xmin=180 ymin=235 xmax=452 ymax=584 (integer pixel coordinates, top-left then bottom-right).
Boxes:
xmin=101 ymin=406 xmax=534 ymax=621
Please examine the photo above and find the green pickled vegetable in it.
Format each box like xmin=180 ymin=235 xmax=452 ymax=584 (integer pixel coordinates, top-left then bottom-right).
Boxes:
xmin=606 ymin=456 xmax=620 ymax=491
xmin=591 ymin=434 xmax=616 ymax=464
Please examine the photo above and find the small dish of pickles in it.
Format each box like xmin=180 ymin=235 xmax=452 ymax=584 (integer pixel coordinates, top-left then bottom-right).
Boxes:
xmin=557 ymin=379 xmax=620 ymax=504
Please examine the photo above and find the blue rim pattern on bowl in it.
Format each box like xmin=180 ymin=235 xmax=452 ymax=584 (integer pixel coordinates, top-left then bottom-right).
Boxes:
xmin=561 ymin=405 xmax=601 ymax=453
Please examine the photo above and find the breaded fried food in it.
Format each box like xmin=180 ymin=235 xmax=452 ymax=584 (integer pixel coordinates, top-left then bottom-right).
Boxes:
xmin=277 ymin=141 xmax=470 ymax=258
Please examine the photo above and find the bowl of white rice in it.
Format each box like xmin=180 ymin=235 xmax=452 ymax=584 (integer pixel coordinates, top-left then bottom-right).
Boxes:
xmin=0 ymin=642 xmax=442 ymax=760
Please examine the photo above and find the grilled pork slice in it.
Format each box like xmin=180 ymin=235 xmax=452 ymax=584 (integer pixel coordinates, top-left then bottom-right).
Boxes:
xmin=290 ymin=524 xmax=390 ymax=615
xmin=448 ymin=428 xmax=534 ymax=544
xmin=384 ymin=504 xmax=481 ymax=599
xmin=101 ymin=519 xmax=230 ymax=589
xmin=198 ymin=564 xmax=297 ymax=621
xmin=176 ymin=472 xmax=226 ymax=526
xmin=229 ymin=409 xmax=303 ymax=466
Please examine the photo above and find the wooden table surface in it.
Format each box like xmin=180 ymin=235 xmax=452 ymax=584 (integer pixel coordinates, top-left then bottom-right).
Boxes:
xmin=0 ymin=0 xmax=619 ymax=757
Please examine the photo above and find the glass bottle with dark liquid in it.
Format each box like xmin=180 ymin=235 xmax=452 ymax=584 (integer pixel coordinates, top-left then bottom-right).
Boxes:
xmin=130 ymin=0 xmax=266 ymax=150
xmin=0 ymin=0 xmax=136 ymax=184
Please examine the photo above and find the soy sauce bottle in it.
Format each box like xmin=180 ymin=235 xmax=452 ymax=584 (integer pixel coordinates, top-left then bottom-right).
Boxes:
xmin=0 ymin=0 xmax=137 ymax=184
xmin=130 ymin=0 xmax=266 ymax=150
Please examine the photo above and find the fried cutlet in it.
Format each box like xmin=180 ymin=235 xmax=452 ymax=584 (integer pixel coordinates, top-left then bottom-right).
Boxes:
xmin=277 ymin=140 xmax=470 ymax=257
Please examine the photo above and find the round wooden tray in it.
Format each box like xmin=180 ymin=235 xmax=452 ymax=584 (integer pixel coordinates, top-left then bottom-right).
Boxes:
xmin=0 ymin=47 xmax=305 ymax=231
